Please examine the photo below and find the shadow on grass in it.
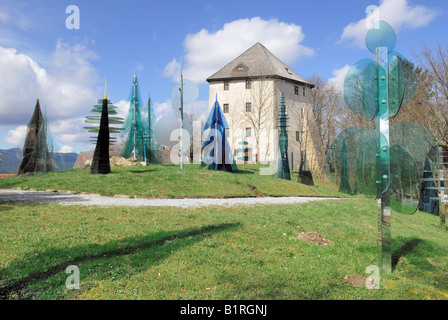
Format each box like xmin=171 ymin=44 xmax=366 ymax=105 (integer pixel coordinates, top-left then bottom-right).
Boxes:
xmin=392 ymin=238 xmax=423 ymax=270
xmin=0 ymin=222 xmax=242 ymax=300
xmin=233 ymin=170 xmax=255 ymax=175
xmin=127 ymin=169 xmax=158 ymax=174
xmin=357 ymin=236 xmax=447 ymax=283
xmin=391 ymin=237 xmax=448 ymax=288
xmin=0 ymin=190 xmax=90 ymax=204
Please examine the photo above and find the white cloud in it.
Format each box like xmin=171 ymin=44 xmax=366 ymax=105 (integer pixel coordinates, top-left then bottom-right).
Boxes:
xmin=50 ymin=117 xmax=85 ymax=135
xmin=329 ymin=65 xmax=350 ymax=92
xmin=339 ymin=0 xmax=438 ymax=48
xmin=0 ymin=41 xmax=102 ymax=152
xmin=4 ymin=125 xmax=27 ymax=147
xmin=0 ymin=43 xmax=99 ymax=125
xmin=163 ymin=59 xmax=180 ymax=81
xmin=114 ymin=100 xmax=131 ymax=121
xmin=164 ymin=17 xmax=315 ymax=84
xmin=58 ymin=145 xmax=75 ymax=153
xmin=153 ymin=100 xmax=176 ymax=122
xmin=184 ymin=100 xmax=210 ymax=123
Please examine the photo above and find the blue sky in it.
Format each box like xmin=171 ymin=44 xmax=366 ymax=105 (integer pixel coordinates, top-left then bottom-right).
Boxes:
xmin=0 ymin=0 xmax=446 ymax=153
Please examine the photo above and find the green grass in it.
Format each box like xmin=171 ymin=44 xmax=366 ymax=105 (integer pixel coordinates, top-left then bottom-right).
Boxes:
xmin=0 ymin=164 xmax=347 ymax=199
xmin=0 ymin=198 xmax=447 ymax=300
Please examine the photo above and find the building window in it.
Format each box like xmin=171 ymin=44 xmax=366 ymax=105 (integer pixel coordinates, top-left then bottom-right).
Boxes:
xmin=296 ymin=131 xmax=300 ymax=142
xmin=246 ymin=102 xmax=252 ymax=112
xmin=223 ymin=103 xmax=229 ymax=113
xmin=303 ymin=86 xmax=306 ymax=97
xmin=294 ymin=86 xmax=299 ymax=95
xmin=246 ymin=80 xmax=252 ymax=89
xmin=246 ymin=127 xmax=252 ymax=138
xmin=224 ymin=81 xmax=229 ymax=90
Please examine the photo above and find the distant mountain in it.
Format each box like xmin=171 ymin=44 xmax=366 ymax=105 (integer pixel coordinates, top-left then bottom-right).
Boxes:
xmin=0 ymin=148 xmax=22 ymax=174
xmin=0 ymin=148 xmax=78 ymax=174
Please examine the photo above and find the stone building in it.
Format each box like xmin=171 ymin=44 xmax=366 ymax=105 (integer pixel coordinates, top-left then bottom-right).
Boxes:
xmin=206 ymin=42 xmax=324 ymax=174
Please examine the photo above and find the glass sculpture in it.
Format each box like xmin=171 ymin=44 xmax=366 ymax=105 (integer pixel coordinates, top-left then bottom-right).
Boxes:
xmin=325 ymin=20 xmax=439 ymax=274
xmin=121 ymin=75 xmax=156 ymax=163
xmin=170 ymin=55 xmax=199 ymax=169
xmin=85 ymin=84 xmax=123 ymax=174
xmin=278 ymin=93 xmax=291 ymax=180
xmin=17 ymin=99 xmax=57 ymax=175
xmin=201 ymin=97 xmax=237 ymax=172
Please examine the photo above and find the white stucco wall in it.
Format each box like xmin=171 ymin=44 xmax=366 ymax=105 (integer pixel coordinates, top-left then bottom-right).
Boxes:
xmin=208 ymin=78 xmax=313 ymax=171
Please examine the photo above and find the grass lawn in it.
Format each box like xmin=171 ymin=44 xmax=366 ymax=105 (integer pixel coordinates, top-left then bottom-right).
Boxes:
xmin=0 ymin=164 xmax=348 ymax=199
xmin=0 ymin=198 xmax=447 ymax=300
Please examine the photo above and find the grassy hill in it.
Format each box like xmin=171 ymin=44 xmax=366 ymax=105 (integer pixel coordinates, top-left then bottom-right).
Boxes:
xmin=0 ymin=198 xmax=446 ymax=300
xmin=0 ymin=164 xmax=446 ymax=300
xmin=0 ymin=163 xmax=348 ymax=199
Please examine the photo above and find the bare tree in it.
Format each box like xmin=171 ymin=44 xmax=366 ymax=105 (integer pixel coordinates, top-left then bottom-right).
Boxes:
xmin=307 ymin=75 xmax=345 ymax=155
xmin=287 ymin=96 xmax=306 ymax=162
xmin=307 ymin=73 xmax=377 ymax=156
xmin=226 ymin=108 xmax=245 ymax=156
xmin=242 ymin=75 xmax=275 ymax=163
xmin=184 ymin=106 xmax=205 ymax=163
xmin=407 ymin=42 xmax=448 ymax=149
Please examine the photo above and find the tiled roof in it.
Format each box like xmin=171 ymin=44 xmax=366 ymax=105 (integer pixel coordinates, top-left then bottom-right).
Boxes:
xmin=207 ymin=42 xmax=313 ymax=87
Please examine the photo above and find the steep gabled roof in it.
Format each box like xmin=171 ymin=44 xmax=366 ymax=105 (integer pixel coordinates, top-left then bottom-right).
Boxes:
xmin=207 ymin=42 xmax=314 ymax=87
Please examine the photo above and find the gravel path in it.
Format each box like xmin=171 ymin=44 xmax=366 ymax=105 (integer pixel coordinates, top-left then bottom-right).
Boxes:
xmin=0 ymin=189 xmax=342 ymax=208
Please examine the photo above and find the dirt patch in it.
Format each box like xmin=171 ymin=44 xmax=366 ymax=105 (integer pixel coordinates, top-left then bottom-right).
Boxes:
xmin=297 ymin=232 xmax=332 ymax=246
xmin=198 ymin=172 xmax=213 ymax=177
xmin=0 ymin=174 xmax=16 ymax=179
xmin=344 ymin=275 xmax=368 ymax=287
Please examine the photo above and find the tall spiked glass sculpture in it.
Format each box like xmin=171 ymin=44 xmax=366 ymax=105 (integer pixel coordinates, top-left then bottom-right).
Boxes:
xmin=121 ymin=75 xmax=151 ymax=162
xmin=144 ymin=94 xmax=158 ymax=164
xmin=325 ymin=21 xmax=438 ymax=275
xmin=171 ymin=55 xmax=199 ymax=169
xmin=278 ymin=93 xmax=291 ymax=180
xmin=18 ymin=99 xmax=56 ymax=175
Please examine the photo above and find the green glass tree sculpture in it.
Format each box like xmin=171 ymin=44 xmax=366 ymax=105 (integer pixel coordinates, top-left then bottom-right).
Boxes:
xmin=339 ymin=140 xmax=350 ymax=193
xmin=18 ymin=99 xmax=56 ymax=175
xmin=144 ymin=94 xmax=159 ymax=164
xmin=278 ymin=93 xmax=291 ymax=180
xmin=121 ymin=75 xmax=151 ymax=162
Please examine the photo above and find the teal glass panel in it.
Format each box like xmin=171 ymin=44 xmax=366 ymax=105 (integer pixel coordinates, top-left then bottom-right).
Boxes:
xmin=390 ymin=144 xmax=420 ymax=215
xmin=344 ymin=59 xmax=381 ymax=120
xmin=389 ymin=51 xmax=418 ymax=112
xmin=324 ymin=127 xmax=378 ymax=195
xmin=366 ymin=20 xmax=396 ymax=54
xmin=390 ymin=122 xmax=438 ymax=176
xmin=357 ymin=131 xmax=380 ymax=198
xmin=171 ymin=79 xmax=199 ymax=110
xmin=388 ymin=54 xmax=405 ymax=118
xmin=377 ymin=130 xmax=391 ymax=195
